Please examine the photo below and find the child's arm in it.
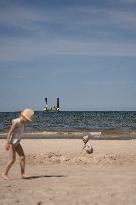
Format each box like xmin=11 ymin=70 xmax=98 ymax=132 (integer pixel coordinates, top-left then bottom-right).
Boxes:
xmin=82 ymin=145 xmax=86 ymax=151
xmin=6 ymin=122 xmax=18 ymax=150
xmin=7 ymin=122 xmax=18 ymax=143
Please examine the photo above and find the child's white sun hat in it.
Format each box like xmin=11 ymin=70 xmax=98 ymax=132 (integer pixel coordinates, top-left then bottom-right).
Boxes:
xmin=21 ymin=108 xmax=34 ymax=121
xmin=83 ymin=135 xmax=89 ymax=142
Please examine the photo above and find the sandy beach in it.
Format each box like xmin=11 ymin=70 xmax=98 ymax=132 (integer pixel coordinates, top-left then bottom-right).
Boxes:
xmin=1 ymin=138 xmax=136 ymax=205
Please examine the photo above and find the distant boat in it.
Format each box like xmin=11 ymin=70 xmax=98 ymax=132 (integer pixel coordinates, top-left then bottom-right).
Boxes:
xmin=43 ymin=98 xmax=60 ymax=112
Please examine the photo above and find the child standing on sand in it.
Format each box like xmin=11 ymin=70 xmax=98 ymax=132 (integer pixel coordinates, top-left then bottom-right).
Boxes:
xmin=2 ymin=108 xmax=34 ymax=180
xmin=82 ymin=135 xmax=93 ymax=154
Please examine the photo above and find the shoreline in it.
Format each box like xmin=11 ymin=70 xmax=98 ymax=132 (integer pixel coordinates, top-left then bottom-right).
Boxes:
xmin=0 ymin=130 xmax=136 ymax=140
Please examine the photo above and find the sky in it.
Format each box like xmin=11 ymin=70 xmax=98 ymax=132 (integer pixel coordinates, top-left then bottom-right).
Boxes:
xmin=0 ymin=0 xmax=136 ymax=111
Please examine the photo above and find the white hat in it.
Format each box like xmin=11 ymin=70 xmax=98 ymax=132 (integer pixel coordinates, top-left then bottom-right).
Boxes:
xmin=21 ymin=108 xmax=34 ymax=121
xmin=83 ymin=135 xmax=89 ymax=142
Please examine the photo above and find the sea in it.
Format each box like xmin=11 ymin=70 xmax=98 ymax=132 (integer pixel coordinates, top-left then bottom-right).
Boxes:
xmin=0 ymin=111 xmax=136 ymax=139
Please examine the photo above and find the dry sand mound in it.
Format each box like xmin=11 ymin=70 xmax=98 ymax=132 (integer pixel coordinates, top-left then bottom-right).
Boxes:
xmin=27 ymin=152 xmax=136 ymax=165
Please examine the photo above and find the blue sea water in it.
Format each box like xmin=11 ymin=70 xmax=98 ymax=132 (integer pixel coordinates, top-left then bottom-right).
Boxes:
xmin=0 ymin=111 xmax=136 ymax=133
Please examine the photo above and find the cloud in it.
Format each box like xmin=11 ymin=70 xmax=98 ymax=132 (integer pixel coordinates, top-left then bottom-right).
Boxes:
xmin=0 ymin=2 xmax=136 ymax=61
xmin=0 ymin=37 xmax=136 ymax=62
xmin=117 ymin=0 xmax=136 ymax=4
xmin=15 ymin=75 xmax=25 ymax=79
xmin=0 ymin=3 xmax=136 ymax=31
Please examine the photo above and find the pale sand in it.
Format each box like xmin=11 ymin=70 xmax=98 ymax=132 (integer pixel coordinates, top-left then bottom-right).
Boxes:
xmin=0 ymin=139 xmax=136 ymax=205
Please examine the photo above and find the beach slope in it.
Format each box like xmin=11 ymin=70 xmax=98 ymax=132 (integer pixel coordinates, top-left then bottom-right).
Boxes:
xmin=0 ymin=139 xmax=136 ymax=205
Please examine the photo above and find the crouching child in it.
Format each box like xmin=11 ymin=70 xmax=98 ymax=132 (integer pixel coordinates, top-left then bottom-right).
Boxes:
xmin=82 ymin=135 xmax=93 ymax=154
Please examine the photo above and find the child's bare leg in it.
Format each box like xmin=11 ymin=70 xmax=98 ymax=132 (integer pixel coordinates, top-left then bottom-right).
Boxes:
xmin=2 ymin=144 xmax=16 ymax=179
xmin=15 ymin=144 xmax=27 ymax=178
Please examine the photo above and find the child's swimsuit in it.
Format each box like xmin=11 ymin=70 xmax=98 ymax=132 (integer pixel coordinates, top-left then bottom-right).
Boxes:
xmin=84 ymin=141 xmax=93 ymax=154
xmin=11 ymin=118 xmax=24 ymax=145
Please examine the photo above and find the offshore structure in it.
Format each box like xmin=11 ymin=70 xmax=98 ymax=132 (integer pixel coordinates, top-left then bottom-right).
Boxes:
xmin=43 ymin=98 xmax=60 ymax=112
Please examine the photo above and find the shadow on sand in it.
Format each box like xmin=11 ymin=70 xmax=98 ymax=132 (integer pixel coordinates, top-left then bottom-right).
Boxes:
xmin=24 ymin=175 xmax=66 ymax=179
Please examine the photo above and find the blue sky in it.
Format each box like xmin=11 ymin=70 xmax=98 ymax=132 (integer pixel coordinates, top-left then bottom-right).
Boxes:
xmin=0 ymin=0 xmax=136 ymax=111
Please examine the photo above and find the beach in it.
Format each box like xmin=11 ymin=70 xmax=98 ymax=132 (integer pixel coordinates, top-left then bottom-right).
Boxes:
xmin=1 ymin=138 xmax=136 ymax=205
